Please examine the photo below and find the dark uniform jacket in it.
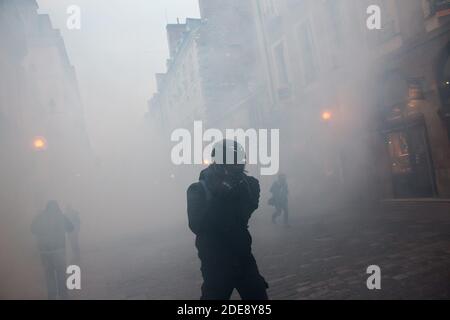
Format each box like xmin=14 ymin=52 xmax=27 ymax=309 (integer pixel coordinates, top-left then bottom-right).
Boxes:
xmin=31 ymin=210 xmax=74 ymax=252
xmin=187 ymin=165 xmax=260 ymax=274
xmin=269 ymin=181 xmax=288 ymax=207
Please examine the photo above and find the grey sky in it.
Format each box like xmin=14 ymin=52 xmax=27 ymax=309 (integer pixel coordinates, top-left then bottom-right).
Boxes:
xmin=36 ymin=0 xmax=200 ymax=153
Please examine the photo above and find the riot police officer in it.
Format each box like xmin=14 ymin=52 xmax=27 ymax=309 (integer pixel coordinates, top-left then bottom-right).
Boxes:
xmin=187 ymin=139 xmax=268 ymax=300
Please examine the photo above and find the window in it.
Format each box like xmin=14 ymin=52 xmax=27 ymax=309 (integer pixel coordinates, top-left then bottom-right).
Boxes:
xmin=383 ymin=73 xmax=407 ymax=108
xmin=273 ymin=42 xmax=289 ymax=86
xmin=297 ymin=22 xmax=317 ymax=84
xmin=262 ymin=0 xmax=278 ymax=17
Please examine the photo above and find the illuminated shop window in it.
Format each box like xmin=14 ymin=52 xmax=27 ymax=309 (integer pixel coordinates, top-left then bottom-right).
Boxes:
xmin=387 ymin=132 xmax=412 ymax=174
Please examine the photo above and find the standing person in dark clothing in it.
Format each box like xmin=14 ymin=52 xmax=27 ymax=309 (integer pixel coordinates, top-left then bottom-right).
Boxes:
xmin=65 ymin=204 xmax=81 ymax=264
xmin=187 ymin=139 xmax=268 ymax=300
xmin=269 ymin=173 xmax=289 ymax=226
xmin=31 ymin=200 xmax=74 ymax=300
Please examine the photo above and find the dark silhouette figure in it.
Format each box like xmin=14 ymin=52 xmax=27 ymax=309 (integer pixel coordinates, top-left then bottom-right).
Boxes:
xmin=65 ymin=205 xmax=81 ymax=264
xmin=187 ymin=140 xmax=268 ymax=300
xmin=31 ymin=200 xmax=74 ymax=300
xmin=269 ymin=174 xmax=289 ymax=226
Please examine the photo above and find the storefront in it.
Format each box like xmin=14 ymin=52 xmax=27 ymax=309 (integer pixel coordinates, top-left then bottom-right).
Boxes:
xmin=382 ymin=114 xmax=437 ymax=198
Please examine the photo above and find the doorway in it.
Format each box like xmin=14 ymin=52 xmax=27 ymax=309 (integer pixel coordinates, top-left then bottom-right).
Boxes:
xmin=385 ymin=123 xmax=437 ymax=198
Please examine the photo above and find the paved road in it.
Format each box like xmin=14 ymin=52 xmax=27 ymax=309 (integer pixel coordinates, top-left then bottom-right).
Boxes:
xmin=78 ymin=203 xmax=450 ymax=300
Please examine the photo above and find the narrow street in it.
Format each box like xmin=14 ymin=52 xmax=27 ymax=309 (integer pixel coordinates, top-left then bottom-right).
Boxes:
xmin=78 ymin=202 xmax=450 ymax=300
xmin=4 ymin=0 xmax=450 ymax=303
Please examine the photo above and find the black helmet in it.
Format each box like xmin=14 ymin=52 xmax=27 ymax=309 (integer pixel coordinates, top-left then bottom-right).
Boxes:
xmin=211 ymin=139 xmax=246 ymax=174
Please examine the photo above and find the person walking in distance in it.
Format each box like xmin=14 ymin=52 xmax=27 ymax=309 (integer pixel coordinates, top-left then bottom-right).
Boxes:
xmin=269 ymin=173 xmax=289 ymax=226
xmin=31 ymin=200 xmax=74 ymax=299
xmin=65 ymin=204 xmax=81 ymax=264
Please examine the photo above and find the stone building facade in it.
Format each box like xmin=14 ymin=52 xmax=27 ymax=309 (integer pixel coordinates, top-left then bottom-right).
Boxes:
xmin=148 ymin=0 xmax=450 ymax=202
xmin=0 ymin=0 xmax=92 ymax=297
xmin=148 ymin=0 xmax=268 ymax=133
xmin=252 ymin=0 xmax=450 ymax=202
xmin=148 ymin=18 xmax=205 ymax=133
xmin=0 ymin=0 xmax=91 ymax=206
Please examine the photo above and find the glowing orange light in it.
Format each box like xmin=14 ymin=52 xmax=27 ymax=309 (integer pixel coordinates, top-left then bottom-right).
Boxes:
xmin=203 ymin=159 xmax=210 ymax=165
xmin=32 ymin=136 xmax=47 ymax=151
xmin=322 ymin=111 xmax=332 ymax=121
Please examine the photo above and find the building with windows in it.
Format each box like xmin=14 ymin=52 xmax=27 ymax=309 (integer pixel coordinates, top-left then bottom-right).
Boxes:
xmin=1 ymin=0 xmax=93 ymax=298
xmin=148 ymin=18 xmax=205 ymax=133
xmin=147 ymin=0 xmax=450 ymax=202
xmin=253 ymin=0 xmax=450 ymax=202
xmin=147 ymin=0 xmax=272 ymax=195
xmin=0 ymin=0 xmax=92 ymax=215
xmin=148 ymin=0 xmax=268 ymax=134
xmin=372 ymin=0 xmax=450 ymax=199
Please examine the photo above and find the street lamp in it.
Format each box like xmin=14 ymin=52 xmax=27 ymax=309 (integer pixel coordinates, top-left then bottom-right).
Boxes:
xmin=32 ymin=136 xmax=48 ymax=151
xmin=321 ymin=111 xmax=332 ymax=122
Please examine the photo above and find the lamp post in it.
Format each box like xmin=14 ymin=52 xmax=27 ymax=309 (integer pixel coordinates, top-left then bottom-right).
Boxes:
xmin=321 ymin=110 xmax=332 ymax=122
xmin=32 ymin=136 xmax=48 ymax=151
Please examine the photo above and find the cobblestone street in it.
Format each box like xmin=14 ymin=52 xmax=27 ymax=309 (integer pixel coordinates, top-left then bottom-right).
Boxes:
xmin=79 ymin=202 xmax=450 ymax=300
